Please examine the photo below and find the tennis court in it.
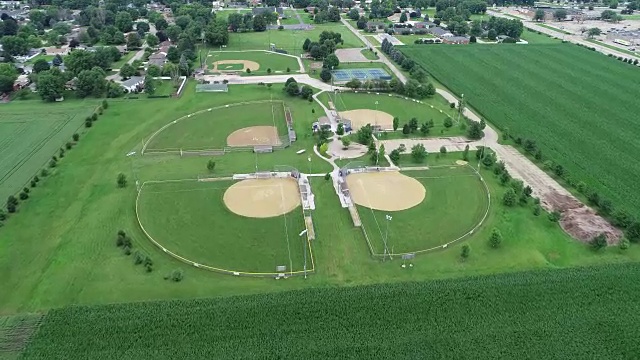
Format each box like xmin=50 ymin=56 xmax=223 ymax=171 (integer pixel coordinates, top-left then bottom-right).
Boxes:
xmin=331 ymin=68 xmax=392 ymax=82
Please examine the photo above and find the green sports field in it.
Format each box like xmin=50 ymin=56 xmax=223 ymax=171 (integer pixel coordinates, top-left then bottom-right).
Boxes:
xmin=206 ymin=50 xmax=301 ymax=74
xmin=357 ymin=166 xmax=489 ymax=255
xmin=402 ymin=43 xmax=640 ymax=218
xmin=0 ymin=103 xmax=96 ymax=202
xmin=143 ymin=101 xmax=286 ymax=151
xmin=137 ymin=180 xmax=308 ymax=274
xmin=317 ymin=91 xmax=463 ymax=137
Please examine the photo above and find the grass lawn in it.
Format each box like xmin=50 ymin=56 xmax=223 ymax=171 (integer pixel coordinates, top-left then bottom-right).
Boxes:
xmin=144 ymin=101 xmax=286 ymax=151
xmin=0 ymin=101 xmax=98 ymax=203
xmin=317 ymin=91 xmax=458 ymax=137
xmin=111 ymin=51 xmax=137 ymax=69
xmin=206 ymin=50 xmax=300 ymax=74
xmin=536 ymin=22 xmax=572 ymax=34
xmin=23 ymin=54 xmax=55 ymax=65
xmin=281 ymin=10 xmax=302 ymax=25
xmin=585 ymin=38 xmax=639 ymax=57
xmin=137 ymin=179 xmax=308 ymax=273
xmin=402 ymin=43 xmax=640 ymax=218
xmin=366 ymin=35 xmax=381 ymax=46
xmin=225 ymin=25 xmax=364 ymax=55
xmin=360 ymin=48 xmax=379 ymax=60
xmin=152 ymin=80 xmax=175 ymax=97
xmin=3 ymin=80 xmax=640 ymax=325
xmin=394 ymin=33 xmax=434 ymax=45
xmin=622 ymin=14 xmax=640 ymax=20
xmin=356 ymin=166 xmax=488 ymax=254
xmin=519 ymin=28 xmax=562 ymax=44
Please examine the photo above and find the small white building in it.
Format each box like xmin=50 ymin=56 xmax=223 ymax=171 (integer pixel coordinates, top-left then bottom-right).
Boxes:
xmin=120 ymin=76 xmax=144 ymax=92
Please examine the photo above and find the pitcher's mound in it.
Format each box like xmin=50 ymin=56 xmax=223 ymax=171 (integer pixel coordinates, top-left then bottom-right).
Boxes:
xmin=339 ymin=109 xmax=394 ymax=130
xmin=347 ymin=172 xmax=425 ymax=211
xmin=223 ymin=178 xmax=300 ymax=218
xmin=227 ymin=126 xmax=281 ymax=147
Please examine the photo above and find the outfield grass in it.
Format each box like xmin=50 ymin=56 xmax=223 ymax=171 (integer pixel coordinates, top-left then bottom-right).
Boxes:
xmin=206 ymin=50 xmax=300 ymax=74
xmin=402 ymin=43 xmax=640 ymax=218
xmin=20 ymin=263 xmax=640 ymax=359
xmin=225 ymin=25 xmax=365 ymax=55
xmin=0 ymin=102 xmax=97 ymax=202
xmin=144 ymin=101 xmax=286 ymax=151
xmin=357 ymin=166 xmax=488 ymax=254
xmin=317 ymin=91 xmax=459 ymax=137
xmin=2 ymin=81 xmax=640 ymax=317
xmin=137 ymin=180 xmax=308 ymax=273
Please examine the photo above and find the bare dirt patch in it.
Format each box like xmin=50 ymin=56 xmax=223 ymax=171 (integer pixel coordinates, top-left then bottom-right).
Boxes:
xmin=339 ymin=109 xmax=394 ymax=130
xmin=456 ymin=160 xmax=468 ymax=165
xmin=347 ymin=172 xmax=425 ymax=211
xmin=223 ymin=178 xmax=300 ymax=218
xmin=226 ymin=126 xmax=281 ymax=147
xmin=335 ymin=48 xmax=369 ymax=62
xmin=213 ymin=60 xmax=260 ymax=72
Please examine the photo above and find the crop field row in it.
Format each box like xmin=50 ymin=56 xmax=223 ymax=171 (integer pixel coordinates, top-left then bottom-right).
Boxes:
xmin=0 ymin=108 xmax=93 ymax=202
xmin=21 ymin=263 xmax=640 ymax=359
xmin=402 ymin=44 xmax=640 ymax=217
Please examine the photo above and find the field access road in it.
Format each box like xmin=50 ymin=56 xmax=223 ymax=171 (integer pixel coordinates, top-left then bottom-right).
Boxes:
xmin=488 ymin=9 xmax=640 ymax=62
xmin=341 ymin=19 xmax=408 ymax=83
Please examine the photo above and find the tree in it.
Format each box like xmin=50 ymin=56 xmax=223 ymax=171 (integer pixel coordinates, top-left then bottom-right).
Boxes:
xmin=144 ymin=76 xmax=156 ymax=95
xmin=439 ymin=146 xmax=447 ymax=155
xmin=389 ymin=149 xmax=400 ymax=164
xmin=467 ymin=121 xmax=483 ymax=140
xmin=207 ymin=159 xmax=216 ymax=172
xmin=548 ymin=211 xmax=561 ymax=222
xmin=167 ymin=46 xmax=180 ymax=63
xmin=116 ymin=11 xmax=133 ymax=32
xmin=119 ymin=63 xmax=137 ymax=79
xmin=1 ymin=35 xmax=28 ymax=57
xmin=402 ymin=123 xmax=411 ymax=136
xmin=146 ymin=65 xmax=162 ymax=77
xmin=411 ymin=143 xmax=427 ymax=163
xmin=253 ymin=14 xmax=267 ymax=32
xmin=323 ymin=54 xmax=340 ymax=69
xmin=460 ymin=244 xmax=470 ymax=260
xmin=489 ymin=228 xmax=502 ymax=248
xmin=320 ymin=68 xmax=332 ymax=82
xmin=285 ymin=81 xmax=299 ymax=96
xmin=36 ymin=69 xmax=65 ymax=101
xmin=117 ymin=173 xmax=127 ymax=188
xmin=357 ymin=16 xmax=367 ymax=30
xmin=443 ymin=117 xmax=453 ymax=128
xmin=300 ymin=85 xmax=314 ymax=100
xmin=393 ymin=117 xmax=400 ymax=131
xmin=553 ymin=9 xmax=567 ymax=21
xmin=587 ymin=27 xmax=601 ymax=39
xmin=534 ymin=9 xmax=545 ymax=21
xmin=146 ymin=34 xmax=159 ymax=48
xmin=399 ymin=12 xmax=408 ymax=23
xmin=348 ymin=8 xmax=360 ymax=20
xmin=341 ymin=137 xmax=351 ymax=149
xmin=591 ymin=233 xmax=607 ymax=250
xmin=503 ymin=188 xmax=517 ymax=206
xmin=487 ymin=29 xmax=497 ymax=40
xmin=76 ymin=68 xmax=107 ymax=98
xmin=204 ymin=20 xmax=229 ymax=47
xmin=52 ymin=54 xmax=63 ymax=67
xmin=33 ymin=59 xmax=50 ymax=73
xmin=126 ymin=33 xmax=142 ymax=49
xmin=345 ymin=78 xmax=362 ymax=90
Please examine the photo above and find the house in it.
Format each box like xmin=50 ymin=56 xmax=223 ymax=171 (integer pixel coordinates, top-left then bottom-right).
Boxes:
xmin=252 ymin=7 xmax=284 ymax=17
xmin=442 ymin=36 xmax=469 ymax=44
xmin=120 ymin=76 xmax=144 ymax=92
xmin=148 ymin=52 xmax=166 ymax=67
xmin=12 ymin=74 xmax=29 ymax=91
xmin=414 ymin=21 xmax=435 ymax=29
xmin=428 ymin=26 xmax=453 ymax=38
xmin=366 ymin=21 xmax=385 ymax=32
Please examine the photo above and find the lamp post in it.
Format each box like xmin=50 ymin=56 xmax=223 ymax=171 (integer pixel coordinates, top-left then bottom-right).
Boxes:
xmin=457 ymin=93 xmax=464 ymax=125
xmin=307 ymin=156 xmax=312 ymax=174
xmin=299 ymin=229 xmax=308 ymax=279
xmin=126 ymin=151 xmax=138 ymax=191
xmin=383 ymin=214 xmax=392 ymax=260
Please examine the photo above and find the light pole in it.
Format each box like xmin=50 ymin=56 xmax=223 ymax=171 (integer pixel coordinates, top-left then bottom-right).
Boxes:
xmin=126 ymin=151 xmax=138 ymax=191
xmin=299 ymin=229 xmax=308 ymax=279
xmin=307 ymin=156 xmax=311 ymax=174
xmin=374 ymin=100 xmax=379 ymax=130
xmin=457 ymin=93 xmax=464 ymax=125
xmin=383 ymin=214 xmax=392 ymax=260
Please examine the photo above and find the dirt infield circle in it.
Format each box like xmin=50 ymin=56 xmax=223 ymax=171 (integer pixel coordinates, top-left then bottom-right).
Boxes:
xmin=223 ymin=178 xmax=300 ymax=218
xmin=347 ymin=172 xmax=426 ymax=211
xmin=214 ymin=60 xmax=260 ymax=72
xmin=226 ymin=126 xmax=281 ymax=147
xmin=339 ymin=109 xmax=394 ymax=130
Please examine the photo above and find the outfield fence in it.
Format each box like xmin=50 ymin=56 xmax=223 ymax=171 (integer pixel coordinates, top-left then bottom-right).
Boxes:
xmin=136 ymin=171 xmax=315 ymax=278
xmin=140 ymin=100 xmax=288 ymax=156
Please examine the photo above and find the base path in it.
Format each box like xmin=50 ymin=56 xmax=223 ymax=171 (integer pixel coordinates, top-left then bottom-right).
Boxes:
xmin=226 ymin=126 xmax=280 ymax=147
xmin=347 ymin=172 xmax=425 ymax=211
xmin=213 ymin=60 xmax=260 ymax=72
xmin=223 ymin=178 xmax=300 ymax=218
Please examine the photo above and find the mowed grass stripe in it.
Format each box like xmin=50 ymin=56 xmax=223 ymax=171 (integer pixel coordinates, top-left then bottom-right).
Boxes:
xmin=403 ymin=44 xmax=640 ymax=216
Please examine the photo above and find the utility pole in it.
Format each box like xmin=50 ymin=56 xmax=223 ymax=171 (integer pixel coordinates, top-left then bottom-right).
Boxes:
xmin=457 ymin=93 xmax=464 ymax=125
xmin=383 ymin=214 xmax=392 ymax=260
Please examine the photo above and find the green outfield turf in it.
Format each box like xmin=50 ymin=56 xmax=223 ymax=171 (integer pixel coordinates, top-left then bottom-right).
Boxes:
xmin=0 ymin=103 xmax=97 ymax=202
xmin=136 ymin=180 xmax=308 ymax=274
xmin=207 ymin=50 xmax=301 ymax=74
xmin=143 ymin=101 xmax=286 ymax=151
xmin=402 ymin=43 xmax=640 ymax=218
xmin=318 ymin=91 xmax=463 ymax=137
xmin=357 ymin=166 xmax=489 ymax=255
